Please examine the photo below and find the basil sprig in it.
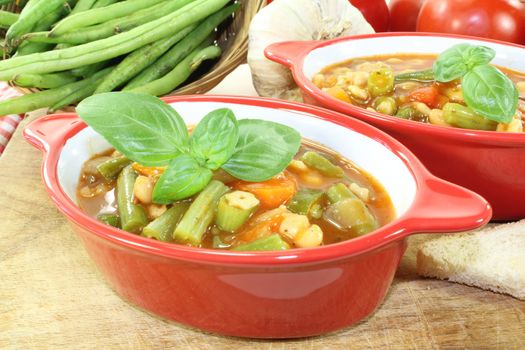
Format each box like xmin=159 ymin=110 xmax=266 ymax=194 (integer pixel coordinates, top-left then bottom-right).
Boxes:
xmin=77 ymin=92 xmax=301 ymax=204
xmin=433 ymin=43 xmax=518 ymax=123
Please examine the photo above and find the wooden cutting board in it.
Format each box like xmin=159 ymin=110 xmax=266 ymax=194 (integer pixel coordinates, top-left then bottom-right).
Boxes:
xmin=1 ymin=114 xmax=524 ymax=350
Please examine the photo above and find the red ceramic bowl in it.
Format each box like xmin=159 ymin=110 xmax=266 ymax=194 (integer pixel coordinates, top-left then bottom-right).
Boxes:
xmin=24 ymin=95 xmax=491 ymax=338
xmin=265 ymin=33 xmax=525 ymax=221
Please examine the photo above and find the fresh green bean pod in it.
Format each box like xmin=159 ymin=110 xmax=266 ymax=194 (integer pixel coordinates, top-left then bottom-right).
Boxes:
xmin=125 ymin=3 xmax=238 ymax=89
xmin=442 ymin=103 xmax=498 ymax=131
xmin=27 ymin=0 xmax=194 ymax=45
xmin=92 ymin=0 xmax=118 ymax=8
xmin=395 ymin=69 xmax=435 ymax=82
xmin=0 ymin=0 xmax=16 ymax=6
xmin=12 ymin=72 xmax=77 ymax=89
xmin=16 ymin=1 xmax=74 ymax=55
xmin=300 ymin=151 xmax=344 ymax=178
xmin=70 ymin=0 xmax=97 ymax=14
xmin=117 ymin=165 xmax=148 ymax=234
xmin=6 ymin=0 xmax=67 ymax=48
xmin=324 ymin=198 xmax=378 ymax=236
xmin=368 ymin=68 xmax=395 ymax=97
xmin=326 ymin=183 xmax=356 ymax=203
xmin=0 ymin=11 xmax=18 ymax=27
xmin=129 ymin=44 xmax=221 ymax=96
xmin=96 ymin=155 xmax=132 ymax=180
xmin=173 ymin=180 xmax=229 ymax=246
xmin=142 ymin=203 xmax=190 ymax=242
xmin=287 ymin=189 xmax=324 ymax=218
xmin=0 ymin=66 xmax=111 ymax=115
xmin=70 ymin=61 xmax=108 ymax=78
xmin=94 ymin=24 xmax=197 ymax=93
xmin=52 ymin=0 xmax=165 ymax=36
xmin=49 ymin=70 xmax=110 ymax=111
xmin=97 ymin=213 xmax=120 ymax=228
xmin=0 ymin=0 xmax=229 ymax=78
xmin=233 ymin=234 xmax=290 ymax=251
xmin=215 ymin=191 xmax=260 ymax=233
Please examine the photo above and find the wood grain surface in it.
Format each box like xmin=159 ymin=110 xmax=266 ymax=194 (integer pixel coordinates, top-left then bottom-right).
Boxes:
xmin=1 ymin=114 xmax=524 ymax=350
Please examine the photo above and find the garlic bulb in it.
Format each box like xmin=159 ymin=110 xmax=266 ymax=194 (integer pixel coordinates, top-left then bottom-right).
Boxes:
xmin=248 ymin=0 xmax=375 ymax=101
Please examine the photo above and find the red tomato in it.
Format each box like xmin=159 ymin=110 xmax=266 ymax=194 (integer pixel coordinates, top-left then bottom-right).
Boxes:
xmin=409 ymin=86 xmax=439 ymax=108
xmin=349 ymin=0 xmax=390 ymax=32
xmin=389 ymin=0 xmax=424 ymax=32
xmin=417 ymin=0 xmax=525 ymax=45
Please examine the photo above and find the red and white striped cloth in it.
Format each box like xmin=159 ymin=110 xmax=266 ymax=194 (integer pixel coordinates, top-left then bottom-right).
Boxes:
xmin=0 ymin=82 xmax=23 ymax=154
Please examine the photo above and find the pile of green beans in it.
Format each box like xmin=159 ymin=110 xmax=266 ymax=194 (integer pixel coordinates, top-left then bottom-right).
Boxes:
xmin=0 ymin=0 xmax=238 ymax=115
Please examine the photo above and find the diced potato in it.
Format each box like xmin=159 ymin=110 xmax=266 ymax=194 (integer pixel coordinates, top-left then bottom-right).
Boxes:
xmin=224 ymin=191 xmax=260 ymax=210
xmin=294 ymin=224 xmax=323 ymax=248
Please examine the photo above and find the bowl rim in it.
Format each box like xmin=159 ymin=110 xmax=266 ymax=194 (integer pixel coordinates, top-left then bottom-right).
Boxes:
xmin=23 ymin=95 xmax=491 ymax=265
xmin=265 ymin=32 xmax=525 ymax=146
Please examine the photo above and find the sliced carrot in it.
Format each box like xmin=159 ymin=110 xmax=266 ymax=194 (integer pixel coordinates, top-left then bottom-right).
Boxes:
xmin=409 ymin=86 xmax=439 ymax=108
xmin=434 ymin=94 xmax=449 ymax=109
xmin=326 ymin=86 xmax=352 ymax=103
xmin=232 ymin=172 xmax=297 ymax=209
xmin=235 ymin=213 xmax=286 ymax=244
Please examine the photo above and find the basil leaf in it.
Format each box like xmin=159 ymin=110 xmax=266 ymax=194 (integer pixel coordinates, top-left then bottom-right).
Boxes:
xmin=463 ymin=45 xmax=495 ymax=69
xmin=222 ymin=119 xmax=301 ymax=182
xmin=152 ymin=154 xmax=212 ymax=204
xmin=433 ymin=43 xmax=470 ymax=82
xmin=190 ymin=108 xmax=238 ymax=170
xmin=462 ymin=65 xmax=518 ymax=123
xmin=77 ymin=92 xmax=189 ymax=166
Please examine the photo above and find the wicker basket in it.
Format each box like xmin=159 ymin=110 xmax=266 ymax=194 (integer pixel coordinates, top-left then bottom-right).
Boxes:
xmin=3 ymin=0 xmax=265 ymax=106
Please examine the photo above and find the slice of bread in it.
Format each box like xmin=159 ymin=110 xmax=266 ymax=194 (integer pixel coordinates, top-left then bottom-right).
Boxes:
xmin=417 ymin=220 xmax=525 ymax=300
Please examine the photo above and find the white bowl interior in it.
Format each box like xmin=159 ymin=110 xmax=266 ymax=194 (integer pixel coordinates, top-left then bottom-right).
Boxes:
xmin=57 ymin=101 xmax=417 ymax=218
xmin=303 ymin=36 xmax=525 ymax=79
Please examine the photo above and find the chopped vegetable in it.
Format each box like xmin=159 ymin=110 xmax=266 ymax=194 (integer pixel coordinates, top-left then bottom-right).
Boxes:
xmin=300 ymin=151 xmax=344 ymax=178
xmin=326 ymin=183 xmax=356 ymax=203
xmin=324 ymin=198 xmax=378 ymax=236
xmin=233 ymin=172 xmax=297 ymax=209
xmin=233 ymin=234 xmax=290 ymax=251
xmin=215 ymin=191 xmax=260 ymax=233
xmin=97 ymin=213 xmax=120 ymax=228
xmin=97 ymin=155 xmax=132 ymax=180
xmin=142 ymin=203 xmax=189 ymax=242
xmin=116 ymin=165 xmax=148 ymax=234
xmin=368 ymin=68 xmax=394 ymax=97
xmin=173 ymin=180 xmax=229 ymax=246
xmin=287 ymin=189 xmax=324 ymax=217
xmin=409 ymin=86 xmax=439 ymax=108
xmin=442 ymin=103 xmax=498 ymax=131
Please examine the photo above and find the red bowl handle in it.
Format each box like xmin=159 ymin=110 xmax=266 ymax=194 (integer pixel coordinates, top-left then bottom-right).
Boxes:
xmin=401 ymin=176 xmax=492 ymax=234
xmin=23 ymin=113 xmax=83 ymax=153
xmin=265 ymin=40 xmax=320 ymax=68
